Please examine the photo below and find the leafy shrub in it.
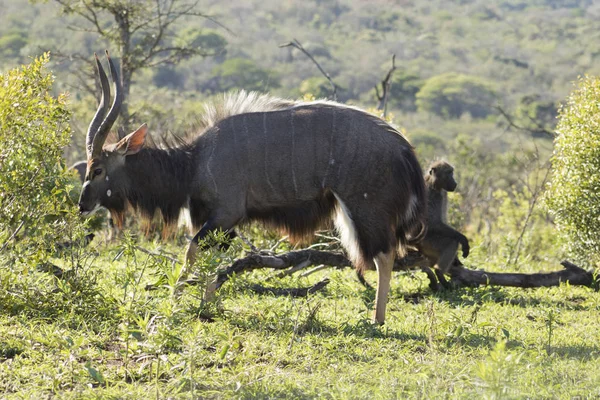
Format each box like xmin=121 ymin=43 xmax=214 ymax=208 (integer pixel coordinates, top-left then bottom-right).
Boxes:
xmin=545 ymin=75 xmax=600 ymax=265
xmin=0 ymin=53 xmax=83 ymax=264
xmin=416 ymin=72 xmax=496 ymax=119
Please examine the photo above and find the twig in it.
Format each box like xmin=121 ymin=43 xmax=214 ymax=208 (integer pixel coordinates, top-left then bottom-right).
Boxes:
xmin=135 ymin=245 xmax=179 ymax=264
xmin=314 ymin=232 xmax=340 ymax=242
xmin=236 ymin=232 xmax=259 ymax=253
xmin=374 ymin=54 xmax=396 ymax=116
xmin=279 ymin=39 xmax=338 ymax=101
xmin=299 ymin=264 xmax=328 ymax=278
xmin=275 ymin=259 xmax=312 ymax=278
xmin=509 ymin=162 xmax=551 ymax=266
xmin=269 ymin=235 xmax=289 ymax=252
xmin=0 ymin=220 xmax=25 ymax=252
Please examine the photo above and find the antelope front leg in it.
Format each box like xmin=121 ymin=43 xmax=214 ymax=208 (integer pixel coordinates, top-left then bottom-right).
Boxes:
xmin=185 ymin=222 xmax=237 ymax=301
xmin=373 ymin=250 xmax=395 ymax=325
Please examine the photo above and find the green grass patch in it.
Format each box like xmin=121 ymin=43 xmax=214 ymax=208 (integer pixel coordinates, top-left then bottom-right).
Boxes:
xmin=1 ymin=235 xmax=599 ymax=399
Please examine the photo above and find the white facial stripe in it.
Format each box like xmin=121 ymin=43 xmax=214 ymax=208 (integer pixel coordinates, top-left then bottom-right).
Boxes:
xmin=107 ymin=189 xmax=112 ymax=197
xmin=105 ymin=175 xmax=110 ymax=181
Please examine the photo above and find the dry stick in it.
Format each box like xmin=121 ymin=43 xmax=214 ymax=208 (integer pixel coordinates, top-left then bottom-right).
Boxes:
xmin=299 ymin=264 xmax=328 ymax=278
xmin=275 ymin=259 xmax=312 ymax=278
xmin=279 ymin=39 xmax=339 ymax=101
xmin=510 ymin=164 xmax=551 ymax=266
xmin=135 ymin=245 xmax=179 ymax=264
xmin=314 ymin=232 xmax=340 ymax=242
xmin=0 ymin=220 xmax=25 ymax=252
xmin=236 ymin=232 xmax=259 ymax=253
xmin=374 ymin=54 xmax=396 ymax=117
xmin=269 ymin=235 xmax=289 ymax=252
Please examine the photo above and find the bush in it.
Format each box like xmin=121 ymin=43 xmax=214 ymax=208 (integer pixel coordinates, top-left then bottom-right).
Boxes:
xmin=416 ymin=72 xmax=496 ymax=119
xmin=0 ymin=53 xmax=83 ymax=264
xmin=545 ymin=75 xmax=600 ymax=265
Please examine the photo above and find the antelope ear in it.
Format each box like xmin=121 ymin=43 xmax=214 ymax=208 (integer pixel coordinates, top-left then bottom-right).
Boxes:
xmin=116 ymin=124 xmax=148 ymax=156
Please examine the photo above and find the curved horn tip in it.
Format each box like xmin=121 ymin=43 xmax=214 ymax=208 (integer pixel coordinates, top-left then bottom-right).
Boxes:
xmin=94 ymin=54 xmax=102 ymax=68
xmin=105 ymin=49 xmax=110 ymax=59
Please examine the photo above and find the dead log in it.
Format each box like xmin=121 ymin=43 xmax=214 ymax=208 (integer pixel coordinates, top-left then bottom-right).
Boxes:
xmin=450 ymin=260 xmax=598 ymax=290
xmin=213 ymin=250 xmax=350 ymax=291
xmin=210 ymin=249 xmax=598 ymax=293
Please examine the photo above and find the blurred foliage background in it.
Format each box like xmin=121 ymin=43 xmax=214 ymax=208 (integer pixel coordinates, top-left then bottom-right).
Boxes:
xmin=1 ymin=0 xmax=600 ymax=267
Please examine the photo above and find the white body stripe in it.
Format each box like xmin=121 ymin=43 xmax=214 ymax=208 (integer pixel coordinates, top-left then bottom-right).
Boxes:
xmin=404 ymin=194 xmax=419 ymax=224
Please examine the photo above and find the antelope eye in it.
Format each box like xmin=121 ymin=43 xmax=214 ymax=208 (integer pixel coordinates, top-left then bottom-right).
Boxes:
xmin=93 ymin=168 xmax=103 ymax=177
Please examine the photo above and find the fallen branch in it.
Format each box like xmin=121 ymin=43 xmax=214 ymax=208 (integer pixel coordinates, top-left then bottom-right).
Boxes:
xmin=213 ymin=249 xmax=350 ymax=290
xmin=450 ymin=260 xmax=598 ymax=290
xmin=210 ymin=248 xmax=598 ymax=294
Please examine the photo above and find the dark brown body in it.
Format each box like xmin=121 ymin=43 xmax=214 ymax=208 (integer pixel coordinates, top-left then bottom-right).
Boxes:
xmin=185 ymin=103 xmax=424 ymax=265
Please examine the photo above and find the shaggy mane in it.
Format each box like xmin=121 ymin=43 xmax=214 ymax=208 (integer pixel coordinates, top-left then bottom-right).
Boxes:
xmin=196 ymin=90 xmax=409 ymax=144
xmin=198 ymin=90 xmax=297 ymax=131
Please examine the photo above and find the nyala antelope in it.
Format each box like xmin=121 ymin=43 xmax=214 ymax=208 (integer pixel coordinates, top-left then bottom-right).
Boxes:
xmin=78 ymin=51 xmax=426 ymax=324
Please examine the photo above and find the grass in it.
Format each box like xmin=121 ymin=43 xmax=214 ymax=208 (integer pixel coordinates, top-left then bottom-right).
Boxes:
xmin=1 ymin=232 xmax=599 ymax=399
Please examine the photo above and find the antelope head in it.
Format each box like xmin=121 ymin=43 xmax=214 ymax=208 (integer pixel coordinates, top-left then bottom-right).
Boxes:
xmin=78 ymin=51 xmax=147 ymax=216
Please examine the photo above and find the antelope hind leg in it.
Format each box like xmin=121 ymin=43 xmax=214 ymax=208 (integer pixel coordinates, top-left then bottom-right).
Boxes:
xmin=373 ymin=250 xmax=396 ymax=325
